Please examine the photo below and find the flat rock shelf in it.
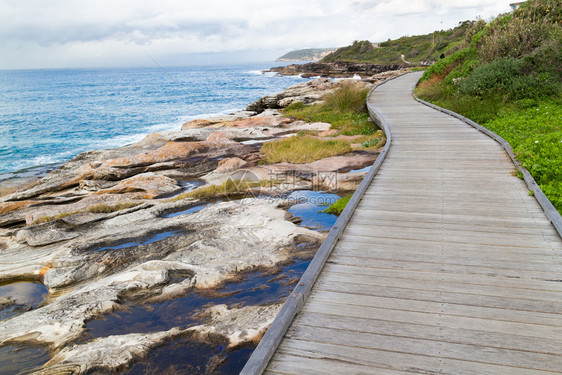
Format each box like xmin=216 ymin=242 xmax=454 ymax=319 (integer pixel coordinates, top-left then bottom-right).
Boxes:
xmin=244 ymin=72 xmax=562 ymax=374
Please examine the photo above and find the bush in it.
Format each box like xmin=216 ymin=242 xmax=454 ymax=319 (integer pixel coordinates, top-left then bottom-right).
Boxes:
xmin=460 ymin=58 xmax=560 ymax=99
xmin=322 ymin=81 xmax=370 ymax=114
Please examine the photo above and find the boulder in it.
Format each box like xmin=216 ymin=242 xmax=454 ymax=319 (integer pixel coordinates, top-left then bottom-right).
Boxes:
xmin=213 ymin=158 xmax=248 ymax=174
xmin=93 ymin=173 xmax=181 ymax=199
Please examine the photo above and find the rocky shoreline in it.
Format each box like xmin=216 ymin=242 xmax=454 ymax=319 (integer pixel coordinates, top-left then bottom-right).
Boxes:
xmin=266 ymin=61 xmax=408 ymax=79
xmin=0 ymin=70 xmax=401 ymax=374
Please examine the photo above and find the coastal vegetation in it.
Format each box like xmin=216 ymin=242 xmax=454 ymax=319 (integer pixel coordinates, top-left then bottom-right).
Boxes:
xmin=171 ymin=179 xmax=279 ymax=200
xmin=260 ymin=81 xmax=382 ymax=165
xmin=416 ymin=0 xmax=562 ymax=212
xmin=261 ymin=136 xmax=352 ymax=164
xmin=320 ymin=22 xmax=473 ymax=65
xmin=282 ymin=81 xmax=377 ymax=136
xmin=322 ymin=194 xmax=352 ymax=215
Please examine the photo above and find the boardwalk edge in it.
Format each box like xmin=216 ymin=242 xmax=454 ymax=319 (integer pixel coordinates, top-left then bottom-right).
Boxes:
xmin=414 ymin=94 xmax=562 ymax=238
xmin=239 ymin=73 xmax=408 ymax=375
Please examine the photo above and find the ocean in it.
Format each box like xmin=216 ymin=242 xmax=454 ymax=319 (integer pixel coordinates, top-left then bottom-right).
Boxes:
xmin=0 ymin=62 xmax=307 ymax=181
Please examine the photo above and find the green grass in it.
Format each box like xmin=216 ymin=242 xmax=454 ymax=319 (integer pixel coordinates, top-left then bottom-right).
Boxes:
xmin=267 ymin=81 xmax=379 ymax=164
xmin=31 ymin=201 xmax=142 ymax=225
xmin=171 ymin=179 xmax=278 ymax=201
xmin=283 ymin=82 xmax=378 ymax=136
xmin=483 ymin=102 xmax=562 ymax=211
xmin=260 ymin=136 xmax=352 ymax=164
xmin=322 ymin=194 xmax=352 ymax=215
xmin=355 ymin=132 xmax=385 ymax=148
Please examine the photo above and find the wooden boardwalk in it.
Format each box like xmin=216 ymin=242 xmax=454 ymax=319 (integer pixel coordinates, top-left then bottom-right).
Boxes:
xmin=244 ymin=72 xmax=562 ymax=374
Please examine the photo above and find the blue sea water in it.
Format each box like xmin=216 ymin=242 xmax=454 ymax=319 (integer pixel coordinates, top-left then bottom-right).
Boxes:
xmin=0 ymin=62 xmax=307 ymax=179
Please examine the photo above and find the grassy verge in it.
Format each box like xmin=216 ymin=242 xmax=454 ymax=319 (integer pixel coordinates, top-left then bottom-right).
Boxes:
xmin=261 ymin=136 xmax=352 ymax=164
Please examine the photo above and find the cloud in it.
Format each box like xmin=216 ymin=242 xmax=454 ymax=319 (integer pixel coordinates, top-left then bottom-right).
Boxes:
xmin=0 ymin=0 xmax=513 ymax=69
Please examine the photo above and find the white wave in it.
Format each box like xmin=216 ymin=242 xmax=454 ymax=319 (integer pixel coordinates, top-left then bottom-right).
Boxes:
xmin=97 ymin=133 xmax=147 ymax=149
xmin=247 ymin=70 xmax=265 ymax=75
xmin=351 ymin=74 xmax=362 ymax=80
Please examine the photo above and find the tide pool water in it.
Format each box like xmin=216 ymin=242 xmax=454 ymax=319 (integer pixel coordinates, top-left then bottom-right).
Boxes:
xmin=0 ymin=62 xmax=307 ymax=179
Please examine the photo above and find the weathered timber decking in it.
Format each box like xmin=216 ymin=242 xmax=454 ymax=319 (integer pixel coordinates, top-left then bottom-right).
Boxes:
xmin=244 ymin=72 xmax=562 ymax=374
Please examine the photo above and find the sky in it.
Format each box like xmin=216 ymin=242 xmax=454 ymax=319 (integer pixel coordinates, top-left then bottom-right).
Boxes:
xmin=0 ymin=0 xmax=514 ymax=70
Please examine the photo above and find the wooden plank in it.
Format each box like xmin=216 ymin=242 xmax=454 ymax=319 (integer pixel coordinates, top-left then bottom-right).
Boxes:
xmin=285 ymin=325 xmax=562 ymax=372
xmin=276 ymin=339 xmax=560 ymax=375
xmin=309 ymin=286 xmax=562 ymax=323
xmin=266 ymin=354 xmax=408 ymax=375
xmin=301 ymin=300 xmax=562 ymax=342
xmin=293 ymin=312 xmax=562 ymax=355
xmin=322 ymin=263 xmax=562 ymax=292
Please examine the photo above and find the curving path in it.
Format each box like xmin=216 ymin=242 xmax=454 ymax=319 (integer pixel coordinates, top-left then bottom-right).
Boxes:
xmin=244 ymin=71 xmax=562 ymax=374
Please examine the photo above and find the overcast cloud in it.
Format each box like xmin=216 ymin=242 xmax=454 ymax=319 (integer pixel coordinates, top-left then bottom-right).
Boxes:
xmin=0 ymin=0 xmax=513 ymax=69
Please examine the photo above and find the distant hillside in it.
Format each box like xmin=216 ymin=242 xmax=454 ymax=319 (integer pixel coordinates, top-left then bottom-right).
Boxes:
xmin=276 ymin=48 xmax=336 ymax=62
xmin=321 ymin=22 xmax=476 ymax=65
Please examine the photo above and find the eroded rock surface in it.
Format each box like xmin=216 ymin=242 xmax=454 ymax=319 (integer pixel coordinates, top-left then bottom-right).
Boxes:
xmin=0 ymin=72 xmax=392 ymax=373
xmin=33 ymin=303 xmax=282 ymax=374
xmin=0 ymin=200 xmax=322 ymax=348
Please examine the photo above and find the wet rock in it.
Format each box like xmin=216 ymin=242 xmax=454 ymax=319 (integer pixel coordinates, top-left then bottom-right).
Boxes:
xmin=33 ymin=327 xmax=189 ymax=375
xmin=191 ymin=303 xmax=282 ymax=348
xmin=34 ymin=303 xmax=281 ymax=374
xmin=0 ymin=296 xmax=14 ymax=308
xmin=0 ymin=200 xmax=322 ymax=347
xmin=246 ymin=78 xmax=338 ymax=113
xmin=0 ymin=264 xmax=172 ymax=348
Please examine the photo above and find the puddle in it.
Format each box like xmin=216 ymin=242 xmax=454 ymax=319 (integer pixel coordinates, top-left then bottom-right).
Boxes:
xmin=286 ymin=190 xmax=340 ymax=231
xmin=347 ymin=165 xmax=371 ymax=173
xmin=178 ymin=179 xmax=205 ymax=192
xmin=82 ymin=259 xmax=311 ymax=373
xmin=240 ymin=139 xmax=267 ymax=145
xmin=125 ymin=338 xmax=253 ymax=375
xmin=163 ymin=204 xmax=209 ymax=218
xmin=0 ymin=345 xmax=51 ymax=375
xmin=93 ymin=230 xmax=185 ymax=252
xmin=84 ymin=260 xmax=310 ymax=337
xmin=0 ymin=281 xmax=48 ymax=321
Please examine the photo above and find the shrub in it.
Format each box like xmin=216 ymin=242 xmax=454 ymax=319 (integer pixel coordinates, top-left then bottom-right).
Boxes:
xmin=260 ymin=136 xmax=352 ymax=164
xmin=460 ymin=58 xmax=560 ymax=99
xmin=322 ymin=81 xmax=370 ymax=114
